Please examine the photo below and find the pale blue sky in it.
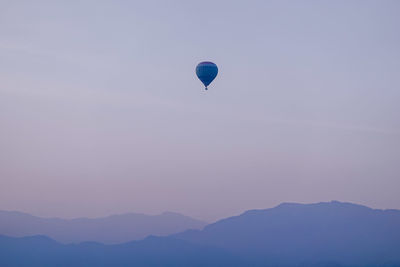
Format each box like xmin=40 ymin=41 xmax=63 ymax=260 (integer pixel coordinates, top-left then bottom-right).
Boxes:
xmin=1 ymin=0 xmax=399 ymax=221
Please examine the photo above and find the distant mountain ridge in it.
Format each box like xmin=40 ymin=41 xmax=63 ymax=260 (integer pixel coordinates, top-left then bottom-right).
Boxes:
xmin=1 ymin=201 xmax=400 ymax=266
xmin=0 ymin=210 xmax=206 ymax=244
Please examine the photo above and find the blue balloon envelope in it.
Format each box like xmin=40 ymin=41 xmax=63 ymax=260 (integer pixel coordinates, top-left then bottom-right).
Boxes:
xmin=196 ymin=61 xmax=218 ymax=90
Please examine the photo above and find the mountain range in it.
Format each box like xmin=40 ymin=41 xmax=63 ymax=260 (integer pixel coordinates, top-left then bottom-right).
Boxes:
xmin=1 ymin=201 xmax=400 ymax=266
xmin=0 ymin=210 xmax=206 ymax=244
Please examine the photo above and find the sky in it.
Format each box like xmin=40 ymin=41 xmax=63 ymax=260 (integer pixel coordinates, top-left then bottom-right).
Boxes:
xmin=0 ymin=0 xmax=399 ymax=222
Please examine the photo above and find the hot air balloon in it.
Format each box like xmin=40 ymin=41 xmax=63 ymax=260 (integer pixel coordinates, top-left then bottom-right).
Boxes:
xmin=196 ymin=61 xmax=218 ymax=90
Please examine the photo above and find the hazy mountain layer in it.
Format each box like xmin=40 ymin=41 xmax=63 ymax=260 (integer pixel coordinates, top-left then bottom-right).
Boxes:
xmin=0 ymin=211 xmax=206 ymax=244
xmin=1 ymin=201 xmax=400 ymax=267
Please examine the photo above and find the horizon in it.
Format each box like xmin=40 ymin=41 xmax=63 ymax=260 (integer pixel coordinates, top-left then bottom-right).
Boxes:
xmin=0 ymin=199 xmax=398 ymax=223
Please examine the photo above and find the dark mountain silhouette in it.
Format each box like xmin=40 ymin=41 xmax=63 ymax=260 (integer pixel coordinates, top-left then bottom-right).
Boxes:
xmin=0 ymin=235 xmax=243 ymax=267
xmin=0 ymin=210 xmax=206 ymax=244
xmin=175 ymin=201 xmax=400 ymax=266
xmin=1 ymin=201 xmax=400 ymax=267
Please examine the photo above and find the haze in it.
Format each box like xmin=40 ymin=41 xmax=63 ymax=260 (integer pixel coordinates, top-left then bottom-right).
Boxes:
xmin=1 ymin=0 xmax=399 ymax=221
